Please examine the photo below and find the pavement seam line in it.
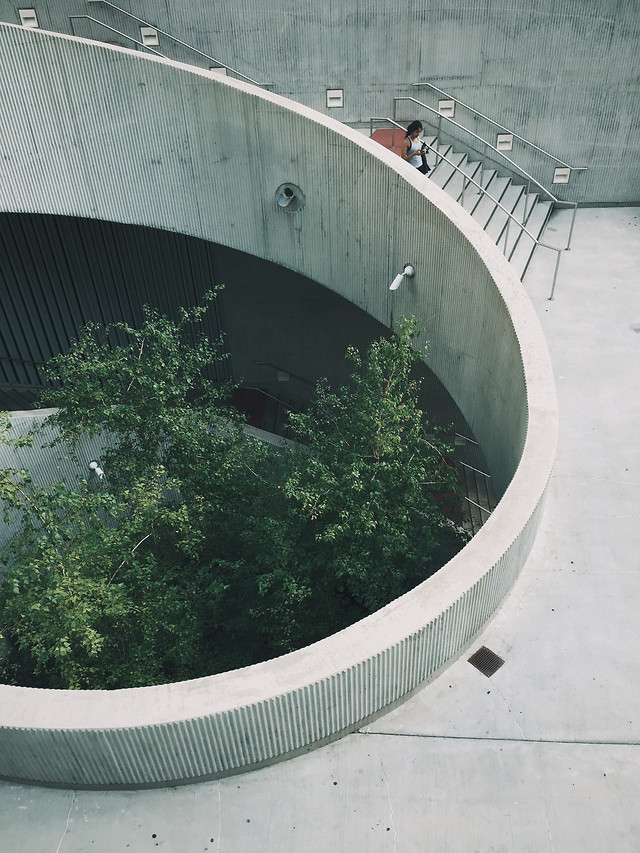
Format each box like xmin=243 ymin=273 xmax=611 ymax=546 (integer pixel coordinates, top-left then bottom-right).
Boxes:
xmin=357 ymin=731 xmax=640 ymax=747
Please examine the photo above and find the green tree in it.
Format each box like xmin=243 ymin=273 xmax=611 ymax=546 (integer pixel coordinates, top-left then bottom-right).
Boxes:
xmin=284 ymin=316 xmax=462 ymax=619
xmin=0 ymin=301 xmax=465 ymax=690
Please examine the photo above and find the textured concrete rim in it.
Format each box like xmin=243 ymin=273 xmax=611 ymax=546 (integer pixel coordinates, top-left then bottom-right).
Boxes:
xmin=0 ymin=24 xmax=558 ymax=787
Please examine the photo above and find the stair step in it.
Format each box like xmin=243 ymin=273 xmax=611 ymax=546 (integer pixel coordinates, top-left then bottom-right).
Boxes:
xmin=484 ymin=183 xmax=526 ymax=243
xmin=453 ymin=160 xmax=483 ymax=204
xmin=427 ymin=144 xmax=454 ymax=183
xmin=470 ymin=175 xmax=510 ymax=227
xmin=501 ymin=190 xmax=532 ymax=256
xmin=508 ymin=198 xmax=554 ymax=279
xmin=460 ymin=168 xmax=497 ymax=214
xmin=525 ymin=196 xmax=554 ymax=240
xmin=434 ymin=152 xmax=467 ymax=192
xmin=441 ymin=155 xmax=481 ymax=201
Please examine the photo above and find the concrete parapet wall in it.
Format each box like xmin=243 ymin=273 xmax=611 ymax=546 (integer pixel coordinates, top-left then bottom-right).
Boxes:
xmin=0 ymin=25 xmax=557 ymax=787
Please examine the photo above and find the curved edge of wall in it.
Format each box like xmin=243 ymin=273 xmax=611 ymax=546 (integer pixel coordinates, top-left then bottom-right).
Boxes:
xmin=0 ymin=24 xmax=558 ymax=788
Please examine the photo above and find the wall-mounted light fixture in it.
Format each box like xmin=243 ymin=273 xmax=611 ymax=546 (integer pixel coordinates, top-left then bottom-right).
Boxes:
xmin=326 ymin=89 xmax=344 ymax=109
xmin=277 ymin=187 xmax=295 ymax=208
xmin=553 ymin=167 xmax=571 ymax=184
xmin=496 ymin=133 xmax=513 ymax=152
xmin=389 ymin=264 xmax=415 ymax=291
xmin=140 ymin=26 xmax=159 ymax=47
xmin=19 ymin=8 xmax=39 ymax=27
xmin=89 ymin=461 xmax=104 ymax=479
xmin=438 ymin=99 xmax=455 ymax=118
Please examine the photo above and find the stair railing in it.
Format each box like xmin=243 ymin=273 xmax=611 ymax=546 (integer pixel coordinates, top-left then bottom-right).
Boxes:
xmin=407 ymin=84 xmax=588 ymax=191
xmin=69 ymin=15 xmax=164 ymax=55
xmin=76 ymin=0 xmax=266 ymax=87
xmin=457 ymin=461 xmax=493 ymax=534
xmin=370 ymin=117 xmax=574 ymax=297
xmin=395 ymin=96 xmax=566 ymax=209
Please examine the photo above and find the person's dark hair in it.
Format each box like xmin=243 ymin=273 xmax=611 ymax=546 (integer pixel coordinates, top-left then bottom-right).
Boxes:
xmin=406 ymin=120 xmax=423 ymax=136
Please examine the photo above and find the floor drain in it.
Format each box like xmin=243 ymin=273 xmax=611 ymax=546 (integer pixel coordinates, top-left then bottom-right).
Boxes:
xmin=468 ymin=646 xmax=505 ymax=677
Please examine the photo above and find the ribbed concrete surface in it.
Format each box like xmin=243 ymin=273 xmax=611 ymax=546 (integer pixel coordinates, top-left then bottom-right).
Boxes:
xmin=0 ymin=205 xmax=637 ymax=851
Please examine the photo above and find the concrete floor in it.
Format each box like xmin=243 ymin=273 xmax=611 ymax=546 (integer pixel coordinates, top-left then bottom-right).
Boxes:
xmin=1 ymin=206 xmax=639 ymax=853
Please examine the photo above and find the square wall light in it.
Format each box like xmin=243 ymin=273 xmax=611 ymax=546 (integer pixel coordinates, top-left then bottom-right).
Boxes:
xmin=553 ymin=167 xmax=571 ymax=184
xmin=496 ymin=133 xmax=513 ymax=151
xmin=210 ymin=66 xmax=227 ymax=76
xmin=140 ymin=26 xmax=159 ymax=47
xmin=438 ymin=99 xmax=455 ymax=117
xmin=326 ymin=89 xmax=344 ymax=109
xmin=19 ymin=8 xmax=39 ymax=27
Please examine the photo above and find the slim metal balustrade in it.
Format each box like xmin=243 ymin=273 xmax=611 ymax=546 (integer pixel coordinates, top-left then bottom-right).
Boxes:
xmin=71 ymin=0 xmax=268 ymax=87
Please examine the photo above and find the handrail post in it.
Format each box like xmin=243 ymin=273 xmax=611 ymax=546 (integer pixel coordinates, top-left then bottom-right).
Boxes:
xmin=547 ymin=249 xmax=562 ymax=300
xmin=565 ymin=202 xmax=578 ymax=250
xmin=524 ymin=179 xmax=531 ymax=222
xmin=436 ymin=113 xmax=442 ymax=164
xmin=503 ymin=212 xmax=511 ymax=255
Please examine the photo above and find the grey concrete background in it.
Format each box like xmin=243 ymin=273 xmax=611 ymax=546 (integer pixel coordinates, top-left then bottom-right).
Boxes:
xmin=1 ymin=0 xmax=638 ymax=203
xmin=1 ymin=204 xmax=636 ymax=853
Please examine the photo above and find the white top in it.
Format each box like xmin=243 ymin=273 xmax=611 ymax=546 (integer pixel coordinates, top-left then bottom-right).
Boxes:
xmin=407 ymin=137 xmax=422 ymax=168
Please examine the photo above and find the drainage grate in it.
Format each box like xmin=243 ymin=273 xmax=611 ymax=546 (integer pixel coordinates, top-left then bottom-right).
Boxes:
xmin=468 ymin=646 xmax=505 ymax=677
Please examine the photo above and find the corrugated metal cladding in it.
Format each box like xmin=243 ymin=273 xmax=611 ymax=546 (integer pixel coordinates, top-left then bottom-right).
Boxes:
xmin=0 ymin=213 xmax=230 ymax=410
xmin=0 ymin=0 xmax=637 ymax=203
xmin=0 ymin=24 xmax=557 ymax=787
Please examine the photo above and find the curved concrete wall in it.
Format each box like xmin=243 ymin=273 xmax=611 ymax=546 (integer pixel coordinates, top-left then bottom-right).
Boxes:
xmin=2 ymin=1 xmax=638 ymax=204
xmin=0 ymin=25 xmax=557 ymax=787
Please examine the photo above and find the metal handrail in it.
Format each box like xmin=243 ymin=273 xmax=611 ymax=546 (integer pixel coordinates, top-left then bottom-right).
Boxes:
xmin=459 ymin=460 xmax=492 ymax=479
xmin=410 ymin=82 xmax=588 ymax=173
xmin=371 ymin=118 xmax=544 ymax=245
xmin=83 ymin=0 xmax=265 ymax=86
xmin=370 ymin=117 xmax=575 ymax=297
xmin=394 ymin=97 xmax=559 ymax=205
xmin=464 ymin=496 xmax=492 ymax=515
xmin=243 ymin=387 xmax=302 ymax=413
xmin=69 ymin=15 xmax=163 ymax=55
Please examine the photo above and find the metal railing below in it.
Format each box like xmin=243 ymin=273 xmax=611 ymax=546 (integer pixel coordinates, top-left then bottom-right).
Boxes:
xmin=458 ymin=460 xmax=494 ymax=535
xmin=370 ymin=117 xmax=576 ymax=298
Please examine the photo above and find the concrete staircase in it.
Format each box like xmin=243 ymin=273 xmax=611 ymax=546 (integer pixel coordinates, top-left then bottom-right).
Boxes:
xmin=372 ymin=129 xmax=553 ymax=280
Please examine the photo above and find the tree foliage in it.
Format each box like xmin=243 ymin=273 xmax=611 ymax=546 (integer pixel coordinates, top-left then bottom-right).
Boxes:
xmin=284 ymin=317 xmax=461 ymax=615
xmin=0 ymin=296 xmax=466 ymax=689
